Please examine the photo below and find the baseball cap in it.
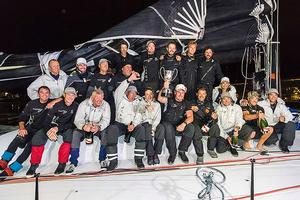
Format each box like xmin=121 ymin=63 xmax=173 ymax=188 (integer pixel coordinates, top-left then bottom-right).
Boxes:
xmin=98 ymin=58 xmax=109 ymax=65
xmin=268 ymin=88 xmax=279 ymax=95
xmin=126 ymin=85 xmax=138 ymax=94
xmin=64 ymin=87 xmax=77 ymax=96
xmin=76 ymin=57 xmax=87 ymax=65
xmin=175 ymin=84 xmax=187 ymax=93
xmin=247 ymin=91 xmax=260 ymax=100
xmin=221 ymin=92 xmax=232 ymax=99
xmin=146 ymin=40 xmax=156 ymax=47
xmin=221 ymin=77 xmax=230 ymax=83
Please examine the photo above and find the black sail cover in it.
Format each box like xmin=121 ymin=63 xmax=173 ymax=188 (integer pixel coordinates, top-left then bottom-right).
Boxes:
xmin=0 ymin=0 xmax=276 ymax=91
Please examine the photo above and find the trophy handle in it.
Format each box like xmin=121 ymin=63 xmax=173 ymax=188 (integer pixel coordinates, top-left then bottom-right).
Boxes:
xmin=171 ymin=68 xmax=178 ymax=82
xmin=159 ymin=67 xmax=165 ymax=80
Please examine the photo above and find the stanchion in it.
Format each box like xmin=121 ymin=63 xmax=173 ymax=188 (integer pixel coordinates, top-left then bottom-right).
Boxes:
xmin=35 ymin=173 xmax=40 ymax=200
xmin=250 ymin=159 xmax=256 ymax=200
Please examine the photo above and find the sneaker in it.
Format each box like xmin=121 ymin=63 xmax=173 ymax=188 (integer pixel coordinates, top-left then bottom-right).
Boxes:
xmin=0 ymin=160 xmax=8 ymax=171
xmin=207 ymin=150 xmax=218 ymax=158
xmin=167 ymin=155 xmax=176 ymax=165
xmin=100 ymin=159 xmax=110 ymax=168
xmin=196 ymin=156 xmax=204 ymax=165
xmin=178 ymin=151 xmax=189 ymax=163
xmin=107 ymin=159 xmax=118 ymax=171
xmin=153 ymin=154 xmax=160 ymax=165
xmin=0 ymin=168 xmax=14 ymax=177
xmin=26 ymin=164 xmax=39 ymax=176
xmin=135 ymin=158 xmax=145 ymax=169
xmin=147 ymin=156 xmax=154 ymax=165
xmin=54 ymin=163 xmax=66 ymax=175
xmin=230 ymin=147 xmax=239 ymax=157
xmin=280 ymin=146 xmax=290 ymax=154
xmin=65 ymin=164 xmax=76 ymax=174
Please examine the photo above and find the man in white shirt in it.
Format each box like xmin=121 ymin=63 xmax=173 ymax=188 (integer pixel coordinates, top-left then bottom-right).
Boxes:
xmin=258 ymin=88 xmax=296 ymax=153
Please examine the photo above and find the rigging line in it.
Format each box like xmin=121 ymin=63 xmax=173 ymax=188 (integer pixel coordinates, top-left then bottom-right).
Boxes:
xmin=0 ymin=54 xmax=12 ymax=66
xmin=241 ymin=47 xmax=248 ymax=99
xmin=149 ymin=6 xmax=184 ymax=48
xmin=241 ymin=47 xmax=255 ymax=80
xmin=0 ymin=75 xmax=40 ymax=82
xmin=232 ymin=184 xmax=300 ymax=200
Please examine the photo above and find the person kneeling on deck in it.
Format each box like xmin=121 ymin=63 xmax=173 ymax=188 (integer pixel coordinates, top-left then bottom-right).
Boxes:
xmin=0 ymin=86 xmax=51 ymax=177
xmin=135 ymin=87 xmax=164 ymax=165
xmin=215 ymin=92 xmax=255 ymax=156
xmin=26 ymin=87 xmax=78 ymax=176
xmin=258 ymin=89 xmax=296 ymax=153
xmin=105 ymin=72 xmax=146 ymax=170
xmin=190 ymin=87 xmax=220 ymax=163
xmin=158 ymin=83 xmax=194 ymax=165
xmin=242 ymin=91 xmax=273 ymax=152
xmin=65 ymin=88 xmax=111 ymax=173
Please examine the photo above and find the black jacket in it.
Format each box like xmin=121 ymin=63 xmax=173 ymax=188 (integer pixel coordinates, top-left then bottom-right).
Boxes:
xmin=43 ymin=100 xmax=78 ymax=132
xmin=18 ymin=99 xmax=50 ymax=130
xmin=197 ymin=58 xmax=223 ymax=86
xmin=191 ymin=99 xmax=214 ymax=126
xmin=111 ymin=53 xmax=136 ymax=73
xmin=88 ymin=73 xmax=114 ymax=101
xmin=180 ymin=55 xmax=199 ymax=92
xmin=162 ymin=99 xmax=191 ymax=126
xmin=139 ymin=53 xmax=160 ymax=83
xmin=242 ymin=104 xmax=265 ymax=127
xmin=65 ymin=70 xmax=93 ymax=103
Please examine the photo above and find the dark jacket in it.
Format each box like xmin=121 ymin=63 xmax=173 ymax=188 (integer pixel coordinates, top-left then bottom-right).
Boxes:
xmin=43 ymin=100 xmax=78 ymax=132
xmin=18 ymin=99 xmax=50 ymax=130
xmin=88 ymin=73 xmax=114 ymax=101
xmin=160 ymin=54 xmax=181 ymax=86
xmin=162 ymin=98 xmax=190 ymax=126
xmin=111 ymin=53 xmax=136 ymax=73
xmin=197 ymin=58 xmax=223 ymax=86
xmin=191 ymin=99 xmax=214 ymax=126
xmin=180 ymin=55 xmax=199 ymax=99
xmin=65 ymin=70 xmax=93 ymax=103
xmin=242 ymin=104 xmax=265 ymax=127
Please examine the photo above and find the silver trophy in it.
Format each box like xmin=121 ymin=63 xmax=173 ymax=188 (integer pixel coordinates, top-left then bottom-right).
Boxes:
xmin=160 ymin=67 xmax=178 ymax=97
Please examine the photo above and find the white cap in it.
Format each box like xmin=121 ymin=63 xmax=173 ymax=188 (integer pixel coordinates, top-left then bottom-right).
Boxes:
xmin=221 ymin=92 xmax=232 ymax=99
xmin=175 ymin=84 xmax=187 ymax=93
xmin=221 ymin=77 xmax=230 ymax=83
xmin=76 ymin=57 xmax=87 ymax=65
xmin=64 ymin=87 xmax=77 ymax=96
xmin=126 ymin=85 xmax=138 ymax=94
xmin=99 ymin=58 xmax=109 ymax=65
xmin=268 ymin=88 xmax=279 ymax=95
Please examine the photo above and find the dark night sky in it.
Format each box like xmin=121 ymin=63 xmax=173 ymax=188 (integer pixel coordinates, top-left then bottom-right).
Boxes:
xmin=0 ymin=0 xmax=299 ymax=79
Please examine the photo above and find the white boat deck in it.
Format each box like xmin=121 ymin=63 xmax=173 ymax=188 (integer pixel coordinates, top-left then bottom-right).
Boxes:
xmin=0 ymin=130 xmax=300 ymax=200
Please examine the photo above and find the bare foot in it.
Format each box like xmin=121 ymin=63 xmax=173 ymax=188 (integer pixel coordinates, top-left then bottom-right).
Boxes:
xmin=243 ymin=142 xmax=252 ymax=150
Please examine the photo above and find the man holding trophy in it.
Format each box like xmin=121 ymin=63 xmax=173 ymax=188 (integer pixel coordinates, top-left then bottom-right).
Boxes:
xmin=158 ymin=83 xmax=194 ymax=165
xmin=159 ymin=41 xmax=181 ymax=98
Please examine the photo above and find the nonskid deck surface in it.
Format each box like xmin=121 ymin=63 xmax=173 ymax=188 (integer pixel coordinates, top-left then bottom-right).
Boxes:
xmin=0 ymin=131 xmax=300 ymax=199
